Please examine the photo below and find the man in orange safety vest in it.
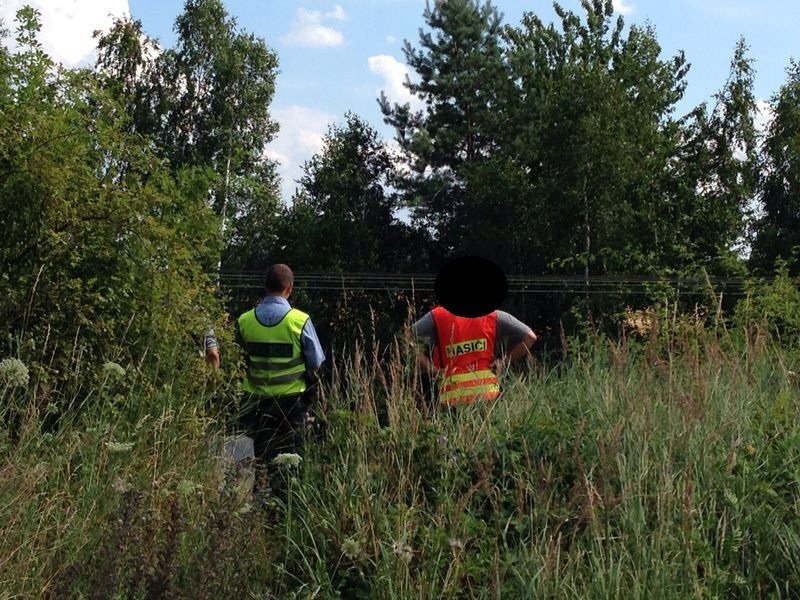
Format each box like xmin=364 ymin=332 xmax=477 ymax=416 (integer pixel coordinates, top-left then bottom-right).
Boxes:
xmin=412 ymin=256 xmax=537 ymax=407
xmin=413 ymin=305 xmax=537 ymax=406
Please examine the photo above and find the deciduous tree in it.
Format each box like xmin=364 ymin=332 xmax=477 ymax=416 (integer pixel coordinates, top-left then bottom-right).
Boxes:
xmin=750 ymin=60 xmax=800 ymax=274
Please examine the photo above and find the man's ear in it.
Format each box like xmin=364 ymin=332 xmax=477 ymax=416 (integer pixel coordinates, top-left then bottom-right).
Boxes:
xmin=287 ymin=282 xmax=294 ymax=296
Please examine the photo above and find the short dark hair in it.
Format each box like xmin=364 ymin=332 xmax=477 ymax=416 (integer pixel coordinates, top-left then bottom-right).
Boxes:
xmin=265 ymin=264 xmax=294 ymax=293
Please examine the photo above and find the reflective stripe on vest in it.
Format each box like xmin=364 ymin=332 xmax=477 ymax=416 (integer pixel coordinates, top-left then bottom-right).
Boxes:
xmin=439 ymin=369 xmax=501 ymax=405
xmin=238 ymin=306 xmax=309 ymax=397
xmin=431 ymin=307 xmax=500 ymax=406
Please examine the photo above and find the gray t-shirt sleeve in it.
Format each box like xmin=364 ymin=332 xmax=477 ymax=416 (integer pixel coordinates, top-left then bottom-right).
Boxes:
xmin=415 ymin=310 xmax=532 ymax=356
xmin=495 ymin=311 xmax=533 ymax=355
xmin=412 ymin=312 xmax=436 ymax=346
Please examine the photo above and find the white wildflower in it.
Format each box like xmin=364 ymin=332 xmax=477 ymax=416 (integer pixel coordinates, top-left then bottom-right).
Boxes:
xmin=449 ymin=538 xmax=465 ymax=552
xmin=236 ymin=502 xmax=253 ymax=515
xmin=104 ymin=440 xmax=134 ymax=453
xmin=102 ymin=361 xmax=126 ymax=378
xmin=341 ymin=537 xmax=361 ymax=560
xmin=112 ymin=476 xmax=130 ymax=493
xmin=176 ymin=479 xmax=201 ymax=495
xmin=272 ymin=453 xmax=302 ymax=468
xmin=392 ymin=541 xmax=414 ymax=562
xmin=0 ymin=358 xmax=29 ymax=388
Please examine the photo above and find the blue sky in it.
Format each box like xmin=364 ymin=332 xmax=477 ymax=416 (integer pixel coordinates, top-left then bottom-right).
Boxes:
xmin=2 ymin=0 xmax=799 ymax=202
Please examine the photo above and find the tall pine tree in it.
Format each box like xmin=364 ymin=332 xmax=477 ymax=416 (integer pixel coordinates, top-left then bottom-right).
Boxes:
xmin=379 ymin=0 xmax=511 ymax=266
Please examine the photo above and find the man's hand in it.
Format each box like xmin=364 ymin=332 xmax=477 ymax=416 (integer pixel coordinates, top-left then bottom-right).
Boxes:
xmin=417 ymin=352 xmax=443 ymax=377
xmin=506 ymin=330 xmax=538 ymax=365
xmin=205 ymin=347 xmax=220 ymax=369
xmin=490 ymin=356 xmax=507 ymax=374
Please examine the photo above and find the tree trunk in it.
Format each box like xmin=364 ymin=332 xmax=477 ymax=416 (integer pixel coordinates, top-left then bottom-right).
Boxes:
xmin=215 ymin=151 xmax=232 ymax=282
xmin=583 ymin=179 xmax=590 ymax=293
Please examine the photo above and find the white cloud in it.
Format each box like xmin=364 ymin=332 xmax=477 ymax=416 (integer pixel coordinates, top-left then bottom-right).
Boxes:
xmin=267 ymin=105 xmax=336 ymax=203
xmin=324 ymin=5 xmax=346 ymax=21
xmin=754 ymin=99 xmax=774 ymax=136
xmin=0 ymin=0 xmax=130 ymax=68
xmin=281 ymin=6 xmax=346 ymax=48
xmin=612 ymin=0 xmax=635 ymax=16
xmin=726 ymin=99 xmax=775 ymax=162
xmin=385 ymin=138 xmax=412 ymax=176
xmin=386 ymin=35 xmax=396 ymax=44
xmin=368 ymin=54 xmax=422 ymax=110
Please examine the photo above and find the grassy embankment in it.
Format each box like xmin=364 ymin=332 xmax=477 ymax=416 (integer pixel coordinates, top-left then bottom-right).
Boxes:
xmin=2 ymin=325 xmax=799 ymax=598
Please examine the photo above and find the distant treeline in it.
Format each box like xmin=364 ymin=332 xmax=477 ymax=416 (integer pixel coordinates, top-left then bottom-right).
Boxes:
xmin=3 ymin=0 xmax=800 ymax=374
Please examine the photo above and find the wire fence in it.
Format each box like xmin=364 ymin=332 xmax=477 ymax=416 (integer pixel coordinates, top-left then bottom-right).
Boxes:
xmin=216 ymin=271 xmax=752 ymax=297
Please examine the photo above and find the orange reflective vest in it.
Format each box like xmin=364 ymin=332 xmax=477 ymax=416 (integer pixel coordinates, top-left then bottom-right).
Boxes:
xmin=431 ymin=306 xmax=501 ymax=406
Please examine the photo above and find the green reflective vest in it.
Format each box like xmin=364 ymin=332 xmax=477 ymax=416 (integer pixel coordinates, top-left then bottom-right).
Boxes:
xmin=238 ymin=306 xmax=309 ymax=397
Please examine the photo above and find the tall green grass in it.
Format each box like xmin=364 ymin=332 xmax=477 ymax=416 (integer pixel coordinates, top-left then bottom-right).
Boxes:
xmin=2 ymin=326 xmax=799 ymax=598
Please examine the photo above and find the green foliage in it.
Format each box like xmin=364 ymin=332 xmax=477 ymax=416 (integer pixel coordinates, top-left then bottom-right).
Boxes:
xmin=94 ymin=0 xmax=282 ymax=271
xmin=675 ymin=38 xmax=759 ymax=275
xmin=6 ymin=3 xmax=800 ymax=594
xmin=750 ymin=59 xmax=800 ymax=275
xmin=380 ymin=0 xmax=510 ymax=262
xmin=378 ymin=0 xmax=759 ymax=336
xmin=734 ymin=263 xmax=800 ymax=347
xmin=4 ymin=320 xmax=800 ymax=596
xmin=504 ymin=1 xmax=736 ymax=330
xmin=392 ymin=0 xmax=509 ymax=168
xmin=283 ymin=112 xmax=421 ymax=272
xmin=0 ymin=330 xmax=248 ymax=598
xmin=263 ymin=113 xmax=432 ymax=354
xmin=229 ymin=330 xmax=800 ymax=597
xmin=501 ymin=2 xmax=756 ymax=282
xmin=0 ymin=8 xmax=223 ymax=382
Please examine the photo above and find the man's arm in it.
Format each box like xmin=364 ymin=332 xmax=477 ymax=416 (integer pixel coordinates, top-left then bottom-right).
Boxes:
xmin=412 ymin=312 xmax=442 ymax=376
xmin=416 ymin=349 xmax=443 ymax=376
xmin=494 ymin=311 xmax=537 ymax=369
xmin=506 ymin=329 xmax=537 ymax=364
xmin=204 ymin=329 xmax=220 ymax=369
xmin=300 ymin=318 xmax=326 ymax=374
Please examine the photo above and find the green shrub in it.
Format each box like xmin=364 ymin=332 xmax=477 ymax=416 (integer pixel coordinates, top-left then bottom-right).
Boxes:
xmin=734 ymin=262 xmax=800 ymax=347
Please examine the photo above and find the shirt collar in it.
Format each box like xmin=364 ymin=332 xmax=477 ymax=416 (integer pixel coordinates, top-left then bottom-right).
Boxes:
xmin=260 ymin=295 xmax=291 ymax=308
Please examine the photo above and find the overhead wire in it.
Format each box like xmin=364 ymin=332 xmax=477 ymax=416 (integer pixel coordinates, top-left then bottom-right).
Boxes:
xmin=215 ymin=271 xmax=752 ymax=296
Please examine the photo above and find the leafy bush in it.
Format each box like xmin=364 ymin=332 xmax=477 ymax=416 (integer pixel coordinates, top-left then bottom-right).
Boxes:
xmin=734 ymin=262 xmax=800 ymax=347
xmin=0 ymin=8 xmax=224 ymax=387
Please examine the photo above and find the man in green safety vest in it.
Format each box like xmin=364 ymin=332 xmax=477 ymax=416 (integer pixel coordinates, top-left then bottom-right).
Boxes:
xmin=236 ymin=264 xmax=326 ymax=470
